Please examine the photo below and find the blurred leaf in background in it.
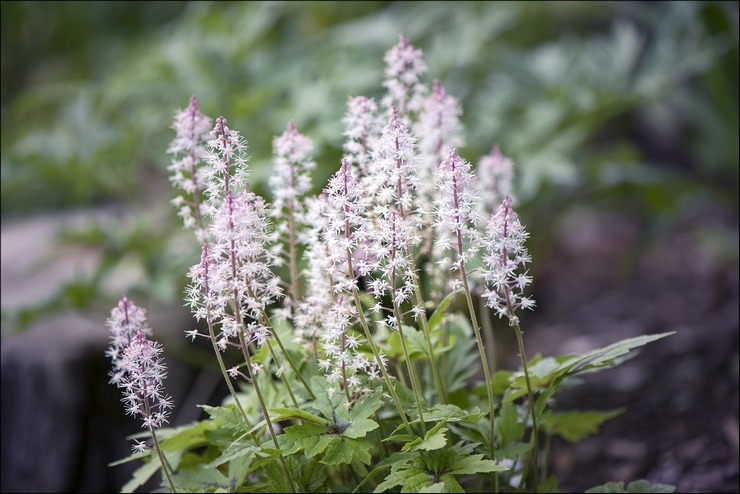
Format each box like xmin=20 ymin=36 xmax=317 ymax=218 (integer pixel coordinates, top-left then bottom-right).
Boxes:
xmin=1 ymin=1 xmax=737 ymax=332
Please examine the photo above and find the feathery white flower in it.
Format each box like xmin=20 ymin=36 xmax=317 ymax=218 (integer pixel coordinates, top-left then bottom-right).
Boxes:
xmin=382 ymin=33 xmax=428 ymax=121
xmin=433 ymin=148 xmax=483 ymax=277
xmin=482 ymin=195 xmax=535 ymax=324
xmin=106 ymin=296 xmax=153 ymax=386
xmin=343 ymin=96 xmax=383 ymax=177
xmin=167 ymin=95 xmax=213 ymax=242
xmin=478 ymin=145 xmax=515 ymax=218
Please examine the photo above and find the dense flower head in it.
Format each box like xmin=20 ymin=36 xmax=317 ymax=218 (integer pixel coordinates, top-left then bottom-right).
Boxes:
xmin=118 ymin=327 xmax=174 ymax=432
xmin=417 ymin=80 xmax=464 ymax=223
xmin=482 ymin=195 xmax=535 ymax=324
xmin=433 ymin=148 xmax=483 ymax=284
xmin=318 ymin=295 xmax=378 ymax=395
xmin=269 ymin=120 xmax=315 ymax=223
xmin=322 ymin=159 xmax=374 ymax=290
xmin=106 ymin=295 xmax=153 ymax=386
xmin=167 ymin=95 xmax=213 ymax=241
xmin=209 ymin=189 xmax=281 ymax=327
xmin=367 ymin=210 xmax=419 ymax=326
xmin=478 ymin=145 xmax=515 ymax=217
xmin=202 ymin=116 xmax=250 ymax=214
xmin=343 ymin=96 xmax=382 ymax=177
xmin=382 ymin=33 xmax=428 ymax=120
xmin=369 ymin=106 xmax=421 ymax=220
xmin=294 ymin=195 xmax=337 ymax=346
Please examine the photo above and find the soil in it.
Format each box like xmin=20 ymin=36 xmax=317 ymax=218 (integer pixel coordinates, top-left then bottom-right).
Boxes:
xmin=500 ymin=203 xmax=740 ymax=493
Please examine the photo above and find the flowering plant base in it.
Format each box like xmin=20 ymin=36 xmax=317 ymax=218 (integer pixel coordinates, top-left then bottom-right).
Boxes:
xmin=107 ymin=34 xmax=675 ymax=494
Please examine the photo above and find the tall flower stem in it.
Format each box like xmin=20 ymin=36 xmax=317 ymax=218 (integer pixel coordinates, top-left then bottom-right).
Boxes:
xmin=348 ymin=275 xmax=414 ymax=437
xmin=460 ymin=269 xmax=498 ymax=493
xmin=480 ymin=297 xmax=497 ymax=373
xmin=255 ymin=305 xmax=315 ymax=400
xmin=510 ymin=317 xmax=538 ymax=492
xmin=236 ymin=329 xmax=296 ymax=493
xmin=393 ymin=301 xmax=427 ymax=435
xmin=148 ymin=422 xmax=177 ymax=493
xmin=412 ymin=284 xmax=448 ymax=403
xmin=265 ymin=339 xmax=300 ymax=408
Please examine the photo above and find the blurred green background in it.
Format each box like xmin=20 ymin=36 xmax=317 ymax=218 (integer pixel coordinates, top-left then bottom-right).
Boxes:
xmin=1 ymin=0 xmax=737 ymax=330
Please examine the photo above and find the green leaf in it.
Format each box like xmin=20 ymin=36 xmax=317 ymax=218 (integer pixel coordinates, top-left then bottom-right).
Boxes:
xmin=542 ymin=408 xmax=625 ymax=442
xmin=199 ymin=404 xmax=248 ymax=431
xmin=160 ymin=420 xmax=214 ymax=452
xmin=427 ymin=291 xmax=459 ymax=332
xmin=347 ymin=388 xmax=383 ymax=421
xmin=120 ymin=458 xmax=160 ymax=494
xmin=496 ymin=401 xmax=526 ymax=448
xmin=439 ymin=474 xmax=465 ymax=493
xmin=268 ymin=407 xmax=328 ymax=426
xmin=205 ymin=440 xmax=258 ymax=468
xmin=376 ymin=466 xmax=427 ymax=493
xmin=318 ymin=436 xmax=349 ymax=465
xmin=402 ymin=425 xmax=448 ymax=452
xmin=538 ymin=475 xmax=560 ymax=493
xmin=344 ymin=417 xmax=380 ymax=439
xmin=446 ymin=453 xmax=508 ymax=475
xmin=121 ymin=449 xmax=183 ymax=493
xmin=279 ymin=422 xmax=330 ymax=456
xmin=171 ymin=468 xmax=232 ymax=491
xmin=585 ymin=480 xmax=676 ymax=493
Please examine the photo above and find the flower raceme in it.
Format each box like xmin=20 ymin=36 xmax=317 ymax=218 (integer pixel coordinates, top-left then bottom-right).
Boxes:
xmin=167 ymin=95 xmax=213 ymax=243
xmin=482 ymin=195 xmax=535 ymax=324
xmin=105 ymin=296 xmax=173 ymax=453
xmin=106 ymin=295 xmax=153 ymax=387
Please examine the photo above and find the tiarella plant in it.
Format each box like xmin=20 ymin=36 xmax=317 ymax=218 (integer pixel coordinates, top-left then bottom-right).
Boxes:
xmin=108 ymin=34 xmax=676 ymax=494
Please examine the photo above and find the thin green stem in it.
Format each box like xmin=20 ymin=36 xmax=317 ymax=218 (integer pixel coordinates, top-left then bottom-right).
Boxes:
xmin=512 ymin=321 xmax=539 ymax=493
xmin=412 ymin=284 xmax=448 ymax=403
xmin=237 ymin=330 xmax=296 ymax=493
xmin=256 ymin=305 xmax=315 ymax=400
xmin=350 ymin=284 xmax=414 ymax=437
xmin=394 ymin=301 xmax=427 ymax=435
xmin=480 ymin=296 xmax=497 ymax=374
xmin=460 ymin=269 xmax=498 ymax=493
xmin=148 ymin=424 xmax=177 ymax=493
xmin=266 ymin=340 xmax=299 ymax=408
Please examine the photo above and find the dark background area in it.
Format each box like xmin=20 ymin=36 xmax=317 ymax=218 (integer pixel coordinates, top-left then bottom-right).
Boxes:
xmin=1 ymin=2 xmax=737 ymax=492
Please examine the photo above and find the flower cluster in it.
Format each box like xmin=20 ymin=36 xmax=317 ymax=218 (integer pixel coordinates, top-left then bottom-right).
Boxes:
xmin=167 ymin=95 xmax=213 ymax=242
xmin=478 ymin=145 xmax=515 ymax=218
xmin=482 ymin=195 xmax=535 ymax=324
xmin=106 ymin=295 xmax=152 ymax=386
xmin=106 ymin=296 xmax=172 ymax=453
xmin=382 ymin=33 xmax=428 ymax=119
xmin=433 ymin=149 xmax=483 ymax=288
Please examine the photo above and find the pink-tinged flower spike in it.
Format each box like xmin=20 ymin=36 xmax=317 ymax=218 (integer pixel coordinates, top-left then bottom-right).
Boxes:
xmin=482 ymin=195 xmax=535 ymax=324
xmin=294 ymin=195 xmax=341 ymax=359
xmin=322 ymin=159 xmax=414 ymax=433
xmin=382 ymin=33 xmax=428 ymax=122
xmin=106 ymin=297 xmax=176 ymax=492
xmin=343 ymin=96 xmax=383 ymax=178
xmin=269 ymin=121 xmax=316 ymax=320
xmin=106 ymin=295 xmax=153 ymax=387
xmin=417 ymin=80 xmax=464 ymax=228
xmin=481 ymin=195 xmax=540 ymax=489
xmin=478 ymin=145 xmax=515 ymax=218
xmin=433 ymin=148 xmax=483 ymax=289
xmin=369 ymin=106 xmax=422 ymax=222
xmin=167 ymin=95 xmax=213 ymax=243
xmin=209 ymin=188 xmax=281 ymax=342
xmin=434 ymin=149 xmax=498 ymax=470
xmin=119 ymin=328 xmax=174 ymax=431
xmin=322 ymin=158 xmax=374 ymax=291
xmin=202 ymin=116 xmax=250 ymax=217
